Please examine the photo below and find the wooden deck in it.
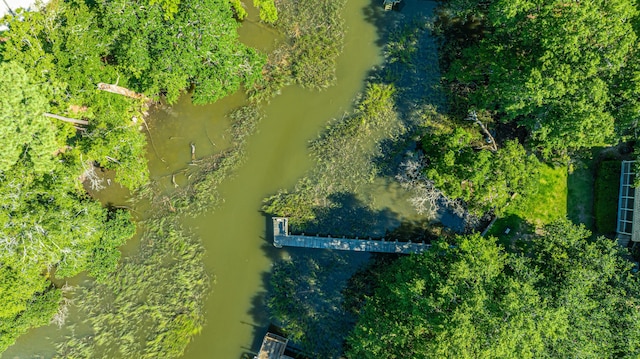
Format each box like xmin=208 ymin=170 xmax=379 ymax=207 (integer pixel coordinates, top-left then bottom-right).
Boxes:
xmin=272 ymin=217 xmax=430 ymax=254
xmin=255 ymin=332 xmax=291 ymax=359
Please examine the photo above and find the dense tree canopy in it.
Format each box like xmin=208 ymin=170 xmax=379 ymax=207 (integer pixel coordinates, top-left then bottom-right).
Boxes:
xmin=421 ymin=128 xmax=540 ymax=215
xmin=0 ymin=90 xmax=136 ymax=348
xmin=1 ymin=1 xmax=149 ymax=189
xmin=0 ymin=162 xmax=136 ymax=351
xmin=445 ymin=0 xmax=640 ymax=155
xmin=0 ymin=62 xmax=57 ymax=173
xmin=101 ymin=0 xmax=266 ymax=104
xmin=414 ymin=110 xmax=541 ymax=215
xmin=346 ymin=220 xmax=640 ymax=358
xmin=0 ymin=0 xmax=267 ymax=351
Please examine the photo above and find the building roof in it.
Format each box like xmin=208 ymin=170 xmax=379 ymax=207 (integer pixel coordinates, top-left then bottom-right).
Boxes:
xmin=617 ymin=161 xmax=640 ymax=242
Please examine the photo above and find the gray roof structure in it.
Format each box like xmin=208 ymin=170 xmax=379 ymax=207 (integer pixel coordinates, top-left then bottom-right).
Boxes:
xmin=617 ymin=161 xmax=640 ymax=242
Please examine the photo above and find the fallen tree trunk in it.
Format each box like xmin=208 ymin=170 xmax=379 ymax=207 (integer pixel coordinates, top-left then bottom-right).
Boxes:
xmin=44 ymin=112 xmax=89 ymax=126
xmin=97 ymin=83 xmax=148 ymax=100
xmin=467 ymin=111 xmax=497 ymax=152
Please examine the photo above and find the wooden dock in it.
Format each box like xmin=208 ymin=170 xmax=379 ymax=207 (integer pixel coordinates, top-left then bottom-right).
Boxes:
xmin=255 ymin=332 xmax=293 ymax=359
xmin=272 ymin=217 xmax=430 ymax=254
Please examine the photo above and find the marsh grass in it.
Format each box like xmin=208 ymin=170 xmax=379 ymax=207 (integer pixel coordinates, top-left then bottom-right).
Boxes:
xmin=54 ymin=103 xmax=264 ymax=359
xmin=261 ymin=14 xmax=474 ymax=359
xmin=262 ymin=82 xmax=405 ymax=227
xmin=55 ymin=214 xmax=209 ymax=359
xmin=267 ymin=251 xmax=370 ymax=359
xmin=249 ymin=0 xmax=347 ymax=102
xmin=46 ymin=0 xmax=354 ymax=355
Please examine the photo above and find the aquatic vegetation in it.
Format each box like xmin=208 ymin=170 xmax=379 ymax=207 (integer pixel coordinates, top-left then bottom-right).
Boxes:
xmin=157 ymin=104 xmax=264 ymax=216
xmin=1 ymin=0 xmax=351 ymax=355
xmin=267 ymin=252 xmax=368 ymax=359
xmin=54 ymin=215 xmax=210 ymax=359
xmin=250 ymin=0 xmax=347 ymax=102
xmin=54 ymin=94 xmax=268 ymax=359
xmin=262 ymin=81 xmax=404 ymax=226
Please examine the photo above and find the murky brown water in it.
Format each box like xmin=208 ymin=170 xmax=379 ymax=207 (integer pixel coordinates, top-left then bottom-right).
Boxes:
xmin=181 ymin=1 xmax=384 ymax=357
xmin=2 ymin=0 xmax=383 ymax=358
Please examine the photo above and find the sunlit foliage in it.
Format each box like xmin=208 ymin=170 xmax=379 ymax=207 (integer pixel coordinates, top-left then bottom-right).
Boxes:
xmin=347 ymin=220 xmax=640 ymax=358
xmin=444 ymin=0 xmax=640 ymax=155
xmin=0 ymin=62 xmax=56 ymax=173
xmin=102 ymin=0 xmax=265 ymax=104
xmin=0 ymin=0 xmax=265 ymax=351
xmin=418 ymin=112 xmax=542 ymax=215
xmin=254 ymin=0 xmax=277 ymax=23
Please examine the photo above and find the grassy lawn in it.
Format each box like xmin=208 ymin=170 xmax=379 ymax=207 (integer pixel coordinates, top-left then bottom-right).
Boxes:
xmin=488 ymin=164 xmax=567 ymax=243
xmin=487 ymin=147 xmax=628 ymax=244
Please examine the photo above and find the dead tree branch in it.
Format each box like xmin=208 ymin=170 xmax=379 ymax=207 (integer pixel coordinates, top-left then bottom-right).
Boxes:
xmin=97 ymin=82 xmax=149 ymax=100
xmin=467 ymin=110 xmax=497 ymax=152
xmin=44 ymin=112 xmax=89 ymax=126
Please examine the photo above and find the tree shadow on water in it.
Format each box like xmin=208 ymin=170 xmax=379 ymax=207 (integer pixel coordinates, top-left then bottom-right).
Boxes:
xmin=246 ymin=192 xmax=404 ymax=358
xmin=360 ymin=0 xmax=449 ymax=175
xmin=300 ymin=192 xmax=400 ymax=238
xmin=362 ymin=0 xmax=446 ymax=108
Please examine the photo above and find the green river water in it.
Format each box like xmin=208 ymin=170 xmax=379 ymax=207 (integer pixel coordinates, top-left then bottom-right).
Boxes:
xmin=2 ymin=0 xmax=439 ymax=357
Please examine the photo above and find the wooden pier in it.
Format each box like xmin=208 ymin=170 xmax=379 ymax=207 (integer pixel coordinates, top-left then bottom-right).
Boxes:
xmin=272 ymin=217 xmax=430 ymax=254
xmin=255 ymin=332 xmax=293 ymax=359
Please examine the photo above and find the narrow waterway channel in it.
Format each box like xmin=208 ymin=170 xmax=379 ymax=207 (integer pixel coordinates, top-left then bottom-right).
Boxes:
xmin=181 ymin=0 xmax=383 ymax=356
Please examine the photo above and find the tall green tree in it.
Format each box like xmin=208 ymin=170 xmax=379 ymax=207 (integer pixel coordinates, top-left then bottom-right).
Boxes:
xmin=346 ymin=220 xmax=640 ymax=358
xmin=0 ymin=6 xmax=138 ymax=350
xmin=1 ymin=1 xmax=150 ymax=189
xmin=446 ymin=0 xmax=639 ymax=155
xmin=0 ymin=162 xmax=136 ymax=351
xmin=418 ymin=113 xmax=541 ymax=215
xmin=0 ymin=0 xmax=267 ymax=353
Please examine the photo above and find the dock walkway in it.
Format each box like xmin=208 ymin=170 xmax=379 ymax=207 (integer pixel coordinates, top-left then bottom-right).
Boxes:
xmin=255 ymin=332 xmax=293 ymax=359
xmin=272 ymin=217 xmax=430 ymax=254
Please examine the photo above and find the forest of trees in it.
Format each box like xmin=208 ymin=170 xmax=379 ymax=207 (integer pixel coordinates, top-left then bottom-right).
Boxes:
xmin=443 ymin=0 xmax=640 ymax=155
xmin=0 ymin=0 xmax=269 ymax=352
xmin=346 ymin=220 xmax=640 ymax=358
xmin=402 ymin=0 xmax=640 ymax=216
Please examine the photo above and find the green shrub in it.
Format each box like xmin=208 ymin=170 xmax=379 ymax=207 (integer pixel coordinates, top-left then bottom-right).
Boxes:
xmin=594 ymin=160 xmax=621 ymax=234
